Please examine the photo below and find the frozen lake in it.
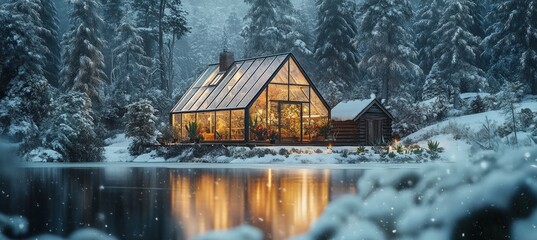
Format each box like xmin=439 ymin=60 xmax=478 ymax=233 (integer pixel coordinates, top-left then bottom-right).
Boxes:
xmin=0 ymin=164 xmax=372 ymax=239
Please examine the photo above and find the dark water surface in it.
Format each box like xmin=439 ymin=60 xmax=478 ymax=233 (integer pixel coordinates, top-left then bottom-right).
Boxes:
xmin=0 ymin=166 xmax=364 ymax=239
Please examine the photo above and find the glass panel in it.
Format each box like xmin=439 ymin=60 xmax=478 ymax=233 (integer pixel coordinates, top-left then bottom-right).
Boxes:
xmin=201 ymin=66 xmax=220 ymax=87
xmin=268 ymin=84 xmax=288 ymax=101
xmin=215 ymin=111 xmax=230 ymax=140
xmin=280 ymin=103 xmax=302 ymax=141
xmin=290 ymin=86 xmax=309 ymax=102
xmin=209 ymin=72 xmax=225 ymax=86
xmin=218 ymin=59 xmax=264 ymax=108
xmin=269 ymin=102 xmax=279 ymax=139
xmin=181 ymin=113 xmax=196 ymax=142
xmin=197 ymin=112 xmax=215 ymax=141
xmin=271 ymin=59 xmax=288 ymax=84
xmin=238 ymin=55 xmax=287 ymax=107
xmin=200 ymin=63 xmax=242 ymax=110
xmin=189 ymin=86 xmax=216 ymax=111
xmin=231 ymin=110 xmax=245 ymax=140
xmin=172 ymin=113 xmax=182 ymax=142
xmin=228 ymin=57 xmax=276 ymax=108
xmin=302 ymin=103 xmax=311 ymax=141
xmin=310 ymin=92 xmax=329 ymax=118
xmin=208 ymin=60 xmax=254 ymax=109
xmin=289 ymin=58 xmax=309 ymax=85
xmin=172 ymin=66 xmax=216 ymax=112
xmin=249 ymin=90 xmax=268 ymax=141
xmin=309 ymin=92 xmax=329 ymax=139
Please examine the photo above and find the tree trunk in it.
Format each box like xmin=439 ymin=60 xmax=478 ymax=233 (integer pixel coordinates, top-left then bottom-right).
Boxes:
xmin=511 ymin=104 xmax=518 ymax=145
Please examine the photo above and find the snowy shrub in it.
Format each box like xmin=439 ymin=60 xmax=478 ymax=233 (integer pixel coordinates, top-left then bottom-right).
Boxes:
xmin=42 ymin=92 xmax=103 ymax=162
xmin=469 ymin=95 xmax=486 ymax=114
xmin=298 ymin=147 xmax=537 ymax=240
xmin=278 ymin=148 xmax=290 ymax=157
xmin=125 ymin=99 xmax=158 ymax=156
xmin=519 ymin=108 xmax=535 ymax=130
xmin=472 ymin=117 xmax=501 ymax=150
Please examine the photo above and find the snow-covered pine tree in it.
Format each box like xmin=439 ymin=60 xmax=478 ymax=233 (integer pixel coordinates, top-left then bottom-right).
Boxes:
xmin=483 ymin=0 xmax=537 ymax=94
xmin=423 ymin=0 xmax=486 ymax=109
xmin=61 ymin=0 xmax=107 ymax=106
xmin=39 ymin=0 xmax=61 ymax=87
xmin=314 ymin=0 xmax=360 ymax=100
xmin=414 ymin=0 xmax=445 ymax=76
xmin=42 ymin=92 xmax=103 ymax=162
xmin=241 ymin=0 xmax=307 ymax=57
xmin=0 ymin=1 xmax=51 ymax=143
xmin=357 ymin=0 xmax=422 ymax=102
xmin=125 ymin=99 xmax=157 ymax=155
xmin=102 ymin=0 xmax=123 ymax=81
xmin=224 ymin=12 xmax=245 ymax=57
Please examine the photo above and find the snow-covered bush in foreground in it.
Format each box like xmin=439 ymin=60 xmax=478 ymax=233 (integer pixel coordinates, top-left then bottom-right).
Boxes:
xmin=295 ymin=147 xmax=537 ymax=240
xmin=194 ymin=225 xmax=262 ymax=240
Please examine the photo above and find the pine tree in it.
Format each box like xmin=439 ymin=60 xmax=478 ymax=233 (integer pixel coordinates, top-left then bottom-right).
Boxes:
xmin=0 ymin=1 xmax=51 ymax=142
xmin=224 ymin=12 xmax=245 ymax=57
xmin=357 ymin=0 xmax=422 ymax=102
xmin=484 ymin=0 xmax=537 ymax=94
xmin=314 ymin=0 xmax=360 ymax=98
xmin=102 ymin=0 xmax=123 ymax=81
xmin=414 ymin=0 xmax=445 ymax=75
xmin=125 ymin=99 xmax=157 ymax=155
xmin=61 ymin=0 xmax=107 ymax=106
xmin=242 ymin=0 xmax=306 ymax=57
xmin=42 ymin=92 xmax=103 ymax=162
xmin=39 ymin=0 xmax=61 ymax=87
xmin=423 ymin=0 xmax=486 ymax=109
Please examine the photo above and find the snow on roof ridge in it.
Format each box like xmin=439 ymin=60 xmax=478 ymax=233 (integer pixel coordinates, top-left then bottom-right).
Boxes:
xmin=331 ymin=98 xmax=375 ymax=121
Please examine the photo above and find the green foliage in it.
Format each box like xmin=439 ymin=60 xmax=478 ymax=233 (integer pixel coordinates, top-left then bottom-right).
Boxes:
xmin=357 ymin=146 xmax=368 ymax=154
xmin=125 ymin=99 xmax=157 ymax=155
xmin=185 ymin=121 xmax=200 ymax=142
xmin=427 ymin=140 xmax=444 ymax=153
xmin=317 ymin=120 xmax=331 ymax=138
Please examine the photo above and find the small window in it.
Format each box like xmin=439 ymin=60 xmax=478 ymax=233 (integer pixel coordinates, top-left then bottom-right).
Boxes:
xmin=209 ymin=72 xmax=225 ymax=86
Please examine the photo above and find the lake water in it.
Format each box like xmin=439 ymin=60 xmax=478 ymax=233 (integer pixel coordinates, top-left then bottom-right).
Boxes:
xmin=0 ymin=165 xmax=365 ymax=239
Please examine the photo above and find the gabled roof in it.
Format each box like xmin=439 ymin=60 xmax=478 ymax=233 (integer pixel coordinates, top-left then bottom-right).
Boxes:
xmin=331 ymin=98 xmax=394 ymax=121
xmin=171 ymin=53 xmax=290 ymax=113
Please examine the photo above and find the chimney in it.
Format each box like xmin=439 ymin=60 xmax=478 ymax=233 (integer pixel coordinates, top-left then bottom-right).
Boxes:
xmin=219 ymin=50 xmax=234 ymax=72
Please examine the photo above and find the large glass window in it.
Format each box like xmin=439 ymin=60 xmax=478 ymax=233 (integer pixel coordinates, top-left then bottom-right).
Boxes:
xmin=289 ymin=58 xmax=309 ymax=85
xmin=269 ymin=102 xmax=279 ymax=137
xmin=302 ymin=103 xmax=311 ymax=141
xmin=231 ymin=110 xmax=245 ymax=140
xmin=173 ymin=65 xmax=216 ymax=112
xmin=269 ymin=84 xmax=288 ymax=101
xmin=290 ymin=86 xmax=309 ymax=102
xmin=215 ymin=111 xmax=230 ymax=140
xmin=197 ymin=112 xmax=214 ymax=141
xmin=181 ymin=113 xmax=195 ymax=142
xmin=249 ymin=90 xmax=268 ymax=141
xmin=199 ymin=63 xmax=241 ymax=109
xmin=172 ymin=113 xmax=182 ymax=141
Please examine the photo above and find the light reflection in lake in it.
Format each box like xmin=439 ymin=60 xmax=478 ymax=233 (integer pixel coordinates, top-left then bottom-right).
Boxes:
xmin=0 ymin=167 xmax=362 ymax=239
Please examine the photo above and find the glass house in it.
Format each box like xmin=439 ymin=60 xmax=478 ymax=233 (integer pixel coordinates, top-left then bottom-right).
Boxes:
xmin=170 ymin=52 xmax=330 ymax=143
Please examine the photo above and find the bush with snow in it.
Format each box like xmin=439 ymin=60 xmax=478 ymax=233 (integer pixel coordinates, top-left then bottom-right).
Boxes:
xmin=125 ymin=99 xmax=158 ymax=156
xmin=295 ymin=147 xmax=537 ymax=240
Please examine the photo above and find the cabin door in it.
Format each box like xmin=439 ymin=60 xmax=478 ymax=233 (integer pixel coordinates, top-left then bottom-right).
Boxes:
xmin=366 ymin=119 xmax=383 ymax=145
xmin=279 ymin=103 xmax=302 ymax=141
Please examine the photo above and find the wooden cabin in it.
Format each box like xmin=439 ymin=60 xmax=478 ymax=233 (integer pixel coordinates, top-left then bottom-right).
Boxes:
xmin=169 ymin=51 xmax=330 ymax=143
xmin=331 ymin=99 xmax=394 ymax=145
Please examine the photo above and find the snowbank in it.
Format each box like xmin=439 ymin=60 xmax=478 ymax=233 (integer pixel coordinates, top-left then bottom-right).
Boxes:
xmin=293 ymin=147 xmax=537 ymax=240
xmin=193 ymin=225 xmax=262 ymax=240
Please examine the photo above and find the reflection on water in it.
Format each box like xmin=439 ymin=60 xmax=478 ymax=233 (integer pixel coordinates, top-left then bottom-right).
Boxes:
xmin=0 ymin=167 xmax=362 ymax=239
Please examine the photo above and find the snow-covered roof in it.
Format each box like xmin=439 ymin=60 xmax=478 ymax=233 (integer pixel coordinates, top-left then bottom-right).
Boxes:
xmin=331 ymin=99 xmax=375 ymax=121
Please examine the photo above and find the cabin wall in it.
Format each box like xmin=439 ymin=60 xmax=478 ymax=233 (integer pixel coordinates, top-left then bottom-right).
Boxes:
xmin=332 ymin=104 xmax=393 ymax=146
